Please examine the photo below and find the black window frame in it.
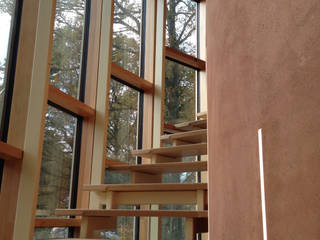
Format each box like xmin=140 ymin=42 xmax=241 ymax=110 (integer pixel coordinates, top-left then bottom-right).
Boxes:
xmin=0 ymin=0 xmax=24 ymax=190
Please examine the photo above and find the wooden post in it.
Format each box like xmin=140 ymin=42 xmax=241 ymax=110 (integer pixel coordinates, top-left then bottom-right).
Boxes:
xmin=12 ymin=1 xmax=56 ymax=239
xmin=77 ymin=0 xmax=103 ymax=210
xmin=0 ymin=0 xmax=40 ymax=238
xmin=150 ymin=0 xmax=167 ymax=239
xmin=198 ymin=2 xmax=208 ymax=239
xmin=89 ymin=0 xmax=114 ymax=209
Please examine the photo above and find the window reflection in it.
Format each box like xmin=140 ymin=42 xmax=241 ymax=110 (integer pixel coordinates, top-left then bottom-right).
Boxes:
xmin=112 ymin=0 xmax=143 ymax=76
xmin=166 ymin=0 xmax=197 ymax=56
xmin=164 ymin=59 xmax=196 ymax=125
xmin=106 ymin=79 xmax=139 ymax=166
xmin=50 ymin=0 xmax=86 ymax=99
xmin=105 ymin=79 xmax=139 ymax=240
xmin=36 ymin=106 xmax=77 ymax=218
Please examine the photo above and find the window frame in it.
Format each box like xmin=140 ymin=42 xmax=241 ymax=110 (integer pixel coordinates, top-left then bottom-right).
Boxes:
xmin=0 ymin=0 xmax=24 ymax=190
xmin=34 ymin=0 xmax=92 ymax=237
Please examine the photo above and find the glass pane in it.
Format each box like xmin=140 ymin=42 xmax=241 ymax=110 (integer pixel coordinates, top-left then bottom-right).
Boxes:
xmin=50 ymin=0 xmax=86 ymax=98
xmin=102 ymin=206 xmax=135 ymax=240
xmin=36 ymin=106 xmax=77 ymax=217
xmin=106 ymin=79 xmax=139 ymax=166
xmin=161 ymin=205 xmax=195 ymax=240
xmin=164 ymin=59 xmax=196 ymax=125
xmin=104 ymin=79 xmax=139 ymax=240
xmin=34 ymin=228 xmax=68 ymax=239
xmin=166 ymin=0 xmax=197 ymax=56
xmin=0 ymin=0 xmax=16 ymax=125
xmin=113 ymin=0 xmax=143 ymax=75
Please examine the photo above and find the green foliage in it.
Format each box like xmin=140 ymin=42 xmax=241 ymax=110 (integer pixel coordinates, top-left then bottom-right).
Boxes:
xmin=50 ymin=0 xmax=85 ymax=98
xmin=0 ymin=0 xmax=14 ymax=16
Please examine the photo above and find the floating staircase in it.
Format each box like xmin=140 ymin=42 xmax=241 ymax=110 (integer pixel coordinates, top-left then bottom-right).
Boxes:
xmin=55 ymin=118 xmax=208 ymax=240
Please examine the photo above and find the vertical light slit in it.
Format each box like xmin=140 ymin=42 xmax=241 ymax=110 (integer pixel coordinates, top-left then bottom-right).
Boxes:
xmin=258 ymin=129 xmax=268 ymax=240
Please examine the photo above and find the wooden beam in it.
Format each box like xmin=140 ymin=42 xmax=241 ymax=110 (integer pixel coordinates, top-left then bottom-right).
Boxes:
xmin=112 ymin=191 xmax=201 ymax=205
xmin=48 ymin=85 xmax=95 ymax=119
xmin=83 ymin=183 xmax=207 ymax=192
xmin=0 ymin=141 xmax=23 ymax=161
xmin=34 ymin=218 xmax=81 ymax=227
xmin=0 ymin=0 xmax=40 ymax=238
xmin=76 ymin=0 xmax=103 ymax=211
xmin=165 ymin=46 xmax=206 ymax=71
xmin=13 ymin=1 xmax=56 ymax=239
xmin=197 ymin=111 xmax=207 ymax=119
xmin=89 ymin=0 xmax=114 ymax=210
xmin=111 ymin=63 xmax=154 ymax=93
xmin=56 ymin=209 xmax=208 ymax=218
xmin=174 ymin=119 xmax=207 ymax=131
xmin=161 ymin=129 xmax=207 ymax=144
xmin=132 ymin=143 xmax=207 ymax=158
xmin=108 ymin=161 xmax=207 ymax=174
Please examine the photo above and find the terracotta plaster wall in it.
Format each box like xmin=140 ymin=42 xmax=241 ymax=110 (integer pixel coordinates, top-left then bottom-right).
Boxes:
xmin=207 ymin=0 xmax=320 ymax=239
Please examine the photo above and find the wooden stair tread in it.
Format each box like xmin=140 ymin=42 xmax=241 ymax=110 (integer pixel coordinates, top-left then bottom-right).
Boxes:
xmin=132 ymin=143 xmax=207 ymax=158
xmin=174 ymin=119 xmax=207 ymax=131
xmin=197 ymin=111 xmax=207 ymax=119
xmin=83 ymin=183 xmax=207 ymax=192
xmin=56 ymin=209 xmax=208 ymax=218
xmin=108 ymin=161 xmax=207 ymax=174
xmin=161 ymin=129 xmax=207 ymax=144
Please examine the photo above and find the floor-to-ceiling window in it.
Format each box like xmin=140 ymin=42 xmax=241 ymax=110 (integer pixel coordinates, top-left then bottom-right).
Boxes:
xmin=163 ymin=0 xmax=199 ymax=239
xmin=34 ymin=0 xmax=89 ymax=238
xmin=103 ymin=0 xmax=146 ymax=239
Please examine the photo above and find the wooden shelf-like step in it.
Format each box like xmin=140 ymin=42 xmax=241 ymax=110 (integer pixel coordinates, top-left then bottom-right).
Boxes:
xmin=83 ymin=183 xmax=207 ymax=206
xmin=83 ymin=183 xmax=207 ymax=192
xmin=161 ymin=129 xmax=207 ymax=144
xmin=197 ymin=111 xmax=207 ymax=119
xmin=132 ymin=143 xmax=207 ymax=159
xmin=56 ymin=209 xmax=208 ymax=218
xmin=108 ymin=161 xmax=207 ymax=174
xmin=174 ymin=119 xmax=207 ymax=131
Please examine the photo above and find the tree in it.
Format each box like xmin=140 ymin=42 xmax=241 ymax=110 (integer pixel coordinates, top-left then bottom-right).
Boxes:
xmin=0 ymin=0 xmax=15 ymax=131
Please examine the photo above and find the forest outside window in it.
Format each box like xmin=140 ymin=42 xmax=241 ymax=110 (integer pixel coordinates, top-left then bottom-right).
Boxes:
xmin=166 ymin=0 xmax=197 ymax=57
xmin=49 ymin=0 xmax=86 ymax=99
xmin=164 ymin=59 xmax=196 ymax=125
xmin=104 ymin=78 xmax=140 ymax=239
xmin=112 ymin=0 xmax=144 ymax=76
xmin=34 ymin=106 xmax=78 ymax=239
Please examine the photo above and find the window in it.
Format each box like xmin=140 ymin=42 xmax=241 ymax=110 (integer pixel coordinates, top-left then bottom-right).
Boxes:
xmin=0 ymin=0 xmax=22 ymax=188
xmin=163 ymin=1 xmax=199 ymax=239
xmin=166 ymin=0 xmax=197 ymax=57
xmin=112 ymin=0 xmax=144 ymax=76
xmin=105 ymin=0 xmax=146 ymax=238
xmin=106 ymin=79 xmax=139 ymax=166
xmin=164 ymin=59 xmax=196 ymax=125
xmin=104 ymin=78 xmax=141 ymax=240
xmin=34 ymin=106 xmax=78 ymax=239
xmin=34 ymin=228 xmax=69 ymax=240
xmin=49 ymin=0 xmax=86 ymax=99
xmin=35 ymin=0 xmax=89 ymax=237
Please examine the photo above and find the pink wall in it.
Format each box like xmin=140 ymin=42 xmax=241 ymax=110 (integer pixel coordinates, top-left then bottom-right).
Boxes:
xmin=207 ymin=0 xmax=320 ymax=239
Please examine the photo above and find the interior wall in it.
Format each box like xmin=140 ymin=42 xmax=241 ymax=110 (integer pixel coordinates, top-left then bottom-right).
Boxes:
xmin=207 ymin=0 xmax=320 ymax=239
